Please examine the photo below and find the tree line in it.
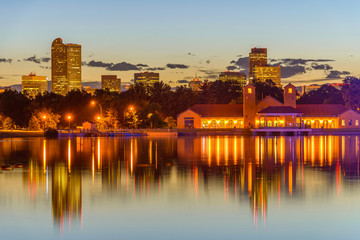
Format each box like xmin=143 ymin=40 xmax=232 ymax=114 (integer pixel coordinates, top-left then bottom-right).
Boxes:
xmin=0 ymin=77 xmax=359 ymax=130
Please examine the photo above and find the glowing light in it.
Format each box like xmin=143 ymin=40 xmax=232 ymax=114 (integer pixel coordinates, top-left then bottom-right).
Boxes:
xmin=67 ymin=115 xmax=71 ymax=120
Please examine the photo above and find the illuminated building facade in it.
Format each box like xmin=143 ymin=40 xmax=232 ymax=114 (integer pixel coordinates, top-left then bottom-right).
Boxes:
xmin=134 ymin=72 xmax=159 ymax=86
xmin=51 ymin=38 xmax=81 ymax=95
xmin=21 ymin=73 xmax=47 ymax=98
xmin=101 ymin=75 xmax=121 ymax=92
xmin=253 ymin=66 xmax=281 ymax=86
xmin=177 ymin=83 xmax=360 ymax=129
xmin=249 ymin=48 xmax=267 ymax=81
xmin=219 ymin=71 xmax=247 ymax=87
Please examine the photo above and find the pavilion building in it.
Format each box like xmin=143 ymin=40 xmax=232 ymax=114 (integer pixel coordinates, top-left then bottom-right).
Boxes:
xmin=177 ymin=83 xmax=360 ymax=129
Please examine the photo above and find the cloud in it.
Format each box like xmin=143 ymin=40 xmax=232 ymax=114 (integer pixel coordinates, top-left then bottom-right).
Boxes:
xmin=0 ymin=58 xmax=12 ymax=63
xmin=187 ymin=53 xmax=195 ymax=56
xmin=40 ymin=66 xmax=50 ymax=69
xmin=226 ymin=66 xmax=238 ymax=71
xmin=146 ymin=67 xmax=165 ymax=71
xmin=227 ymin=56 xmax=341 ymax=79
xmin=87 ymin=60 xmax=112 ymax=68
xmin=279 ymin=66 xmax=307 ymax=78
xmin=271 ymin=58 xmax=334 ymax=66
xmin=311 ymin=63 xmax=333 ymax=70
xmin=166 ymin=64 xmax=189 ymax=69
xmin=229 ymin=57 xmax=249 ymax=71
xmin=137 ymin=63 xmax=148 ymax=67
xmin=326 ymin=70 xmax=350 ymax=79
xmin=107 ymin=62 xmax=140 ymax=71
xmin=23 ymin=55 xmax=50 ymax=64
xmin=206 ymin=60 xmax=211 ymax=64
xmin=177 ymin=80 xmax=189 ymax=84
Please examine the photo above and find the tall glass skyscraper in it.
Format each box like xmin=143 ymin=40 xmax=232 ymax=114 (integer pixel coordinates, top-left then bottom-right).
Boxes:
xmin=51 ymin=38 xmax=81 ymax=95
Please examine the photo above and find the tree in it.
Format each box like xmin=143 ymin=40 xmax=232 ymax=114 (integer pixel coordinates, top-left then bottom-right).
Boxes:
xmin=298 ymin=84 xmax=344 ymax=104
xmin=341 ymin=76 xmax=360 ymax=110
xmin=28 ymin=115 xmax=41 ymax=130
xmin=105 ymin=108 xmax=119 ymax=130
xmin=29 ymin=109 xmax=61 ymax=130
xmin=164 ymin=117 xmax=177 ymax=128
xmin=124 ymin=111 xmax=141 ymax=129
xmin=3 ymin=117 xmax=15 ymax=129
xmin=252 ymin=79 xmax=284 ymax=102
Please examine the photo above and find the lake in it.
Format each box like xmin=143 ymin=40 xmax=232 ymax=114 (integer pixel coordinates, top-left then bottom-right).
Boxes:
xmin=0 ymin=136 xmax=360 ymax=239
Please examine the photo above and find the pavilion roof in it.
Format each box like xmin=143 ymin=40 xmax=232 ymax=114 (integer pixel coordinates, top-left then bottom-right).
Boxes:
xmin=258 ymin=106 xmax=303 ymax=115
xmin=296 ymin=104 xmax=349 ymax=117
xmin=188 ymin=104 xmax=243 ymax=117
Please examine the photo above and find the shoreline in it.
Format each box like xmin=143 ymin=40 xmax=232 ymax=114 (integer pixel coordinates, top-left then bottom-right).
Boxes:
xmin=2 ymin=128 xmax=360 ymax=138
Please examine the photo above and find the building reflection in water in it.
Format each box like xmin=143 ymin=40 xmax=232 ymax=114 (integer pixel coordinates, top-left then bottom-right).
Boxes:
xmin=0 ymin=135 xmax=358 ymax=230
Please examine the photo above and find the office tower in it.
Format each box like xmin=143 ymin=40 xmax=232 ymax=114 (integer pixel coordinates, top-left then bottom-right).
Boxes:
xmin=51 ymin=38 xmax=81 ymax=95
xmin=22 ymin=73 xmax=48 ymax=98
xmin=101 ymin=75 xmax=121 ymax=93
xmin=219 ymin=71 xmax=247 ymax=87
xmin=253 ymin=66 xmax=281 ymax=86
xmin=134 ymin=72 xmax=159 ymax=86
xmin=249 ymin=48 xmax=267 ymax=81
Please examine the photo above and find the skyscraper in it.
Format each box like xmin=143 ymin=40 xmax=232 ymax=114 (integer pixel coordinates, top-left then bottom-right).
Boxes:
xmin=51 ymin=38 xmax=81 ymax=95
xmin=134 ymin=72 xmax=159 ymax=86
xmin=101 ymin=75 xmax=121 ymax=92
xmin=249 ymin=48 xmax=267 ymax=81
xmin=249 ymin=47 xmax=281 ymax=86
xmin=219 ymin=71 xmax=247 ymax=87
xmin=253 ymin=66 xmax=281 ymax=86
xmin=22 ymin=73 xmax=47 ymax=98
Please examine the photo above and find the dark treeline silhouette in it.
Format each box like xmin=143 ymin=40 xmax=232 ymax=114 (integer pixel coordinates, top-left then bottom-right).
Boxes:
xmin=0 ymin=77 xmax=359 ymax=129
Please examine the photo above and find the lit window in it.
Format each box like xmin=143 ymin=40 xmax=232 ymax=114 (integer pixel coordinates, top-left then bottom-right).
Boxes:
xmin=288 ymin=88 xmax=293 ymax=93
xmin=341 ymin=120 xmax=345 ymax=126
xmin=248 ymin=88 xmax=252 ymax=94
xmin=356 ymin=120 xmax=359 ymax=126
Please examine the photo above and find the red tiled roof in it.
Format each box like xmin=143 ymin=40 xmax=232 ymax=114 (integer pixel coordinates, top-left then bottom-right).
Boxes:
xmin=258 ymin=106 xmax=303 ymax=114
xmin=189 ymin=104 xmax=243 ymax=117
xmin=296 ymin=104 xmax=349 ymax=117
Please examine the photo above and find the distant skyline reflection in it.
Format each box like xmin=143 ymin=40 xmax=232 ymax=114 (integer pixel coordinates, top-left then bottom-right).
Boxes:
xmin=0 ymin=136 xmax=360 ymax=239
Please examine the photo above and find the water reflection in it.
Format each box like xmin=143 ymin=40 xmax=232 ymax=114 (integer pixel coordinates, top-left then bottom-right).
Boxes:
xmin=0 ymin=136 xmax=360 ymax=237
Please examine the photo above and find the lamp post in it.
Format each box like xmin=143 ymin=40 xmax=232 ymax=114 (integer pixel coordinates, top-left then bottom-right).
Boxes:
xmin=67 ymin=115 xmax=71 ymax=133
xmin=42 ymin=115 xmax=47 ymax=131
xmin=91 ymin=101 xmax=103 ymax=118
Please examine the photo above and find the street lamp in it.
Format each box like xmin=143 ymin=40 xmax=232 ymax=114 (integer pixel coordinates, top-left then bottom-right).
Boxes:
xmin=67 ymin=115 xmax=72 ymax=132
xmin=91 ymin=100 xmax=103 ymax=117
xmin=42 ymin=115 xmax=47 ymax=131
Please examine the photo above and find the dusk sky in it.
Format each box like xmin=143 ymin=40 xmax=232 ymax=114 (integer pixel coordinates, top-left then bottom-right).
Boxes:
xmin=1 ymin=0 xmax=360 ymax=87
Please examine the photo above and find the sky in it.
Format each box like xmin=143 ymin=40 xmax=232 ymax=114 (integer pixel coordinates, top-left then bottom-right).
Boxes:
xmin=1 ymin=0 xmax=360 ymax=87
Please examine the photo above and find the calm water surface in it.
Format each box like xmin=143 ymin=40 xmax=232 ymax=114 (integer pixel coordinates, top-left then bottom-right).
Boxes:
xmin=1 ymin=136 xmax=360 ymax=240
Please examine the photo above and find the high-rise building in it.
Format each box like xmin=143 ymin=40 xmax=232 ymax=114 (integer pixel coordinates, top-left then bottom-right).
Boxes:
xmin=51 ymin=38 xmax=81 ymax=95
xmin=253 ymin=66 xmax=281 ymax=86
xmin=101 ymin=75 xmax=121 ymax=93
xmin=134 ymin=72 xmax=159 ymax=86
xmin=22 ymin=73 xmax=47 ymax=98
xmin=219 ymin=71 xmax=247 ymax=87
xmin=249 ymin=48 xmax=267 ymax=81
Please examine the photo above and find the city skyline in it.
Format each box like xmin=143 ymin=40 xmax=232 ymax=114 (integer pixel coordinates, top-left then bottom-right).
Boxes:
xmin=1 ymin=0 xmax=360 ymax=87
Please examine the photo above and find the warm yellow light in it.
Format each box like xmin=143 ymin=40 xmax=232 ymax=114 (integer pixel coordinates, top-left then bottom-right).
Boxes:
xmin=91 ymin=101 xmax=95 ymax=105
xmin=42 ymin=115 xmax=46 ymax=119
xmin=97 ymin=116 xmax=101 ymax=120
xmin=67 ymin=115 xmax=71 ymax=120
